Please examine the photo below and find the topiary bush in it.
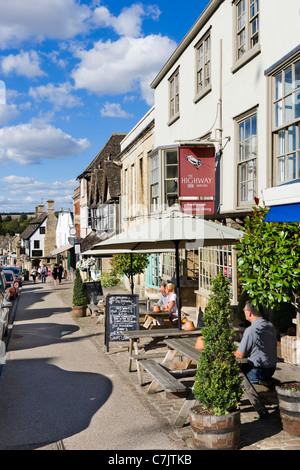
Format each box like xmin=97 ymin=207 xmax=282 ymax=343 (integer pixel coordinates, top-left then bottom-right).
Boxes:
xmin=73 ymin=268 xmax=87 ymax=306
xmin=193 ymin=272 xmax=243 ymax=415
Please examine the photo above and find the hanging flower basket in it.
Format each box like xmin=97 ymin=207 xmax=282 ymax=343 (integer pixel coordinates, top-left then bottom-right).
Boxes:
xmin=76 ymin=258 xmax=96 ymax=272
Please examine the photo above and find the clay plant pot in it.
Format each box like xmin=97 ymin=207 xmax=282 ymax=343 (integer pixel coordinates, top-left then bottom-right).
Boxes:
xmin=195 ymin=336 xmax=205 ymax=350
xmin=183 ymin=320 xmax=195 ymax=331
xmin=276 ymin=382 xmax=300 ymax=436
xmin=72 ymin=305 xmax=86 ymax=318
xmin=153 ymin=305 xmax=160 ymax=312
xmin=189 ymin=405 xmax=240 ymax=450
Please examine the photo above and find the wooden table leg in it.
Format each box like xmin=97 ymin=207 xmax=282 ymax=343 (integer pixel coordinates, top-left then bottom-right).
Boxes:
xmin=242 ymin=374 xmax=269 ymax=418
xmin=173 ymin=390 xmax=197 ymax=427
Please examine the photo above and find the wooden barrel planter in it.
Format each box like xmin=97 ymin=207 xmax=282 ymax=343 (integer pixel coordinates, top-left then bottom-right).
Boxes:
xmin=276 ymin=382 xmax=300 ymax=436
xmin=189 ymin=405 xmax=240 ymax=450
xmin=72 ymin=305 xmax=87 ymax=318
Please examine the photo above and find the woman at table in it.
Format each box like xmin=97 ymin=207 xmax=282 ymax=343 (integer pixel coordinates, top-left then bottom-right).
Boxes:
xmin=161 ymin=283 xmax=186 ymax=324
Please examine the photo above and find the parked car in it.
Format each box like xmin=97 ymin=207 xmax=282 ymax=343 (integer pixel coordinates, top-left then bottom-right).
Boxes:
xmin=0 ymin=268 xmax=12 ymax=339
xmin=3 ymin=266 xmax=23 ymax=287
xmin=3 ymin=270 xmax=19 ymax=300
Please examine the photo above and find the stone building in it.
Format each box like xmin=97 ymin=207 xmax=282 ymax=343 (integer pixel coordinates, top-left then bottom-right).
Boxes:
xmin=77 ymin=133 xmax=127 ymax=258
xmin=20 ymin=200 xmax=57 ymax=271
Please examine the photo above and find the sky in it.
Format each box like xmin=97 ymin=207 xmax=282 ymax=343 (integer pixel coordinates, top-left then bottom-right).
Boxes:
xmin=0 ymin=0 xmax=210 ymax=213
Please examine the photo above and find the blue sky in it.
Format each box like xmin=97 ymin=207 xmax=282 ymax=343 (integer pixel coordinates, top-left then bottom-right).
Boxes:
xmin=0 ymin=0 xmax=210 ymax=213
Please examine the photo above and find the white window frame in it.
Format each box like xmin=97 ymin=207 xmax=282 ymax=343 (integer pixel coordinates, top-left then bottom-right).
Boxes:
xmin=272 ymin=55 xmax=300 ymax=184
xmin=232 ymin=0 xmax=261 ymax=73
xmin=168 ymin=68 xmax=180 ymax=125
xmin=164 ymin=149 xmax=178 ymax=208
xmin=236 ymin=109 xmax=258 ymax=206
xmin=195 ymin=30 xmax=212 ymax=102
xmin=149 ymin=153 xmax=160 ymax=212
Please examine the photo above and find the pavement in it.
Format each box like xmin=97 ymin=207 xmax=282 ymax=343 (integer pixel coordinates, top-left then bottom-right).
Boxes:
xmin=0 ymin=279 xmax=300 ymax=451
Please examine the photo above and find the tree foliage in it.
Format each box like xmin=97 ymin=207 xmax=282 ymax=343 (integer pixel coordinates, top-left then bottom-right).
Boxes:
xmin=110 ymin=254 xmax=149 ymax=279
xmin=193 ymin=273 xmax=243 ymax=415
xmin=0 ymin=214 xmax=30 ymax=236
xmin=235 ymin=206 xmax=300 ymax=311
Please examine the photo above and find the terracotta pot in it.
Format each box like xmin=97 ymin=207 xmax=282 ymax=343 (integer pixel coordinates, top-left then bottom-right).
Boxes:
xmin=153 ymin=305 xmax=160 ymax=312
xmin=195 ymin=336 xmax=205 ymax=350
xmin=72 ymin=305 xmax=86 ymax=318
xmin=183 ymin=320 xmax=195 ymax=331
xmin=189 ymin=406 xmax=240 ymax=450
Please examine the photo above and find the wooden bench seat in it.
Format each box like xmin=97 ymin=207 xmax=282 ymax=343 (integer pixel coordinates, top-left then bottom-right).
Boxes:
xmin=139 ymin=359 xmax=188 ymax=398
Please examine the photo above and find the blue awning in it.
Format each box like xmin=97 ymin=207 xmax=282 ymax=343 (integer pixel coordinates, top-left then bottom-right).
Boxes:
xmin=264 ymin=203 xmax=300 ymax=222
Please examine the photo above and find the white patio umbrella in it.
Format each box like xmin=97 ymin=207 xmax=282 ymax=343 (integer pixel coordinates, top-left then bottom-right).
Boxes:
xmin=92 ymin=210 xmax=243 ymax=328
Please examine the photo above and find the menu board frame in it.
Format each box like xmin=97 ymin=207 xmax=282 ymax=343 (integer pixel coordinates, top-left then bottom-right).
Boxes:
xmin=105 ymin=294 xmax=139 ymax=352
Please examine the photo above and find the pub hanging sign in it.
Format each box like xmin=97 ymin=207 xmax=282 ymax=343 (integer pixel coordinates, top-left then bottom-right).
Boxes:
xmin=178 ymin=146 xmax=215 ymax=215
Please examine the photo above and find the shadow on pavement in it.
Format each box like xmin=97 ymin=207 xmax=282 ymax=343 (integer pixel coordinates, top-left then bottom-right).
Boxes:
xmin=0 ymin=358 xmax=113 ymax=450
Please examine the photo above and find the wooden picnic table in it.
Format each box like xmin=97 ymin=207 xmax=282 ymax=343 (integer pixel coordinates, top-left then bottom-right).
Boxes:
xmin=123 ymin=328 xmax=201 ymax=384
xmin=139 ymin=305 xmax=171 ymax=329
xmin=160 ymin=336 xmax=270 ymax=426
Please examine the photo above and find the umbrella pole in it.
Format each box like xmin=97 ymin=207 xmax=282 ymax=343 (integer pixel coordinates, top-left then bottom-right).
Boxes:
xmin=130 ymin=253 xmax=134 ymax=295
xmin=174 ymin=240 xmax=181 ymax=330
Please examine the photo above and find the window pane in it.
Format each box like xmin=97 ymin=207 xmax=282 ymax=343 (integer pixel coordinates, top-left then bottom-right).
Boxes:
xmin=166 ymin=151 xmax=177 ymax=164
xmin=295 ymin=60 xmax=300 ymax=90
xmin=278 ymin=130 xmax=285 ymax=156
xmin=275 ymin=101 xmax=283 ymax=127
xmin=277 ymin=157 xmax=285 ymax=182
xmin=284 ymin=66 xmax=293 ymax=95
xmin=275 ymin=73 xmax=282 ymax=100
xmin=288 ymin=153 xmax=296 ymax=181
xmin=166 ymin=165 xmax=177 ymax=179
xmin=295 ymin=90 xmax=300 ymax=119
xmin=284 ymin=95 xmax=293 ymax=123
xmin=287 ymin=126 xmax=296 ymax=152
xmin=251 ymin=135 xmax=257 ymax=158
xmin=239 ymin=122 xmax=244 ymax=141
xmin=245 ymin=118 xmax=251 ymax=139
xmin=298 ymin=152 xmax=300 ymax=178
xmin=251 ymin=115 xmax=257 ymax=135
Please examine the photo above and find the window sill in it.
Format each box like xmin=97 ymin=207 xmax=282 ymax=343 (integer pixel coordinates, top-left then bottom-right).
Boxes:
xmin=231 ymin=44 xmax=261 ymax=74
xmin=236 ymin=201 xmax=256 ymax=211
xmin=168 ymin=113 xmax=180 ymax=127
xmin=194 ymin=85 xmax=212 ymax=104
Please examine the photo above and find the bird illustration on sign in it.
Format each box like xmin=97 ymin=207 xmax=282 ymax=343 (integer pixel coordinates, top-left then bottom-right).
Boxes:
xmin=186 ymin=155 xmax=204 ymax=170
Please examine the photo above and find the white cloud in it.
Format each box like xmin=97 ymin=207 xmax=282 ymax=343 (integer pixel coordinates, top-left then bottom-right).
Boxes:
xmin=29 ymin=82 xmax=83 ymax=109
xmin=92 ymin=3 xmax=161 ymax=38
xmin=0 ymin=103 xmax=20 ymax=125
xmin=0 ymin=0 xmax=91 ymax=48
xmin=72 ymin=35 xmax=176 ymax=105
xmin=0 ymin=176 xmax=78 ymax=212
xmin=0 ymin=121 xmax=90 ymax=165
xmin=100 ymin=102 xmax=132 ymax=118
xmin=1 ymin=50 xmax=45 ymax=78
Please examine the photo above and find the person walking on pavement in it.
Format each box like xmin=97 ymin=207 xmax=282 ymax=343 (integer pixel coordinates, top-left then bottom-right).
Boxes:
xmin=31 ymin=266 xmax=38 ymax=284
xmin=52 ymin=264 xmax=58 ymax=286
xmin=58 ymin=264 xmax=64 ymax=284
xmin=41 ymin=264 xmax=47 ymax=283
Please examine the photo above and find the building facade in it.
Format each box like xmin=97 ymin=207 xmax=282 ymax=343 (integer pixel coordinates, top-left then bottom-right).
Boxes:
xmin=147 ymin=0 xmax=300 ymax=309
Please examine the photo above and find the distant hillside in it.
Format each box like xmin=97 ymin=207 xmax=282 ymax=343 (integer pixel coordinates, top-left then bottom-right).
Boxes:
xmin=0 ymin=214 xmax=31 ymax=236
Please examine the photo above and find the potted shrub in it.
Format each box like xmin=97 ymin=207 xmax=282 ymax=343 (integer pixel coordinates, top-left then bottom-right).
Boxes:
xmin=72 ymin=268 xmax=87 ymax=317
xmin=189 ymin=272 xmax=244 ymax=450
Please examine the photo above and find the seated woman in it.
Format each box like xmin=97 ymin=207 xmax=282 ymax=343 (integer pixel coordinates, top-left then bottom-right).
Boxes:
xmin=161 ymin=283 xmax=186 ymax=324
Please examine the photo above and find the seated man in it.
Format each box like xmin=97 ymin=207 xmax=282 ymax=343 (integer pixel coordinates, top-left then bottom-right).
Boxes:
xmin=151 ymin=282 xmax=168 ymax=310
xmin=234 ymin=300 xmax=277 ymax=384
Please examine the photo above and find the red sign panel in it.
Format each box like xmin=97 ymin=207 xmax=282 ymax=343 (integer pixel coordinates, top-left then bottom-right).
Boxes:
xmin=178 ymin=146 xmax=215 ymax=215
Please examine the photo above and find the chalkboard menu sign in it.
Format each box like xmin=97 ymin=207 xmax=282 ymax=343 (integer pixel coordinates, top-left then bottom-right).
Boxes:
xmin=85 ymin=281 xmax=103 ymax=305
xmin=105 ymin=294 xmax=139 ymax=352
